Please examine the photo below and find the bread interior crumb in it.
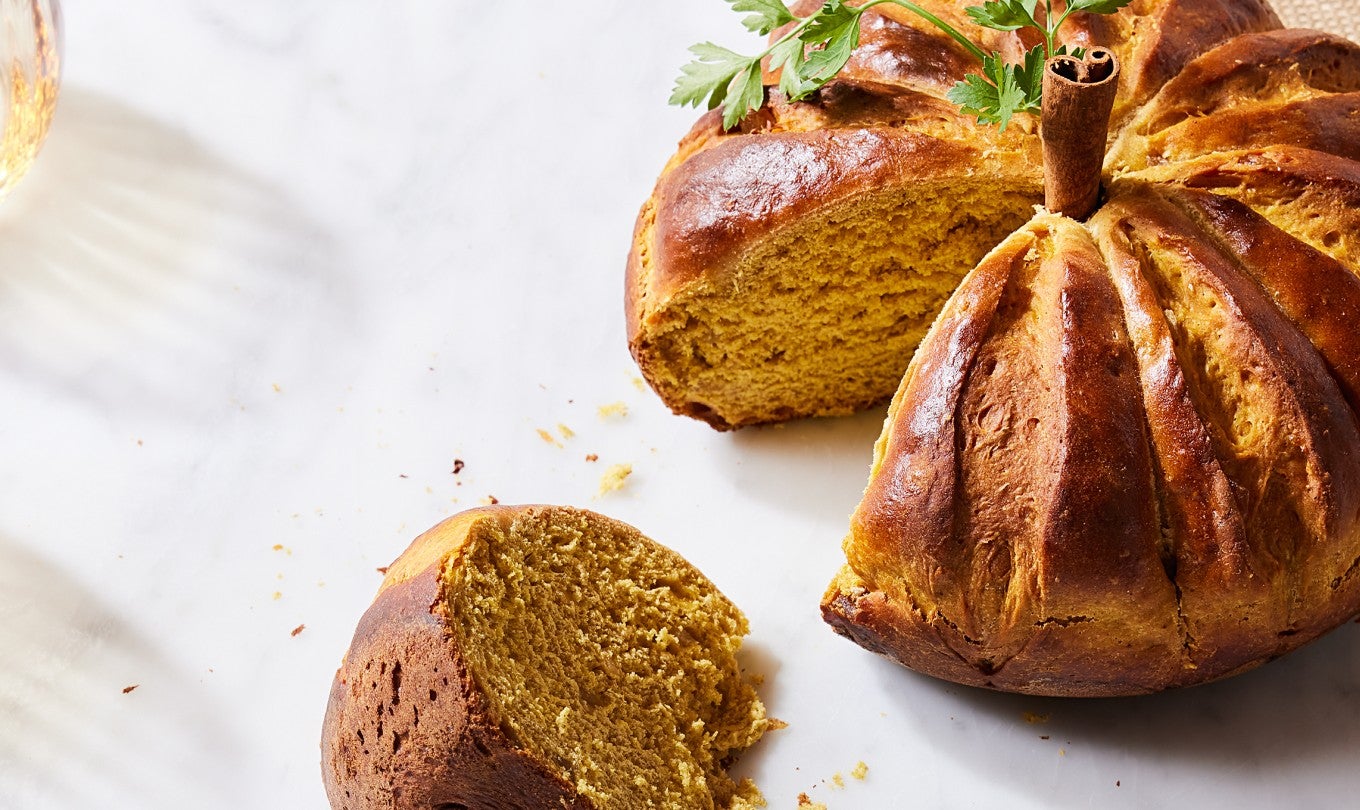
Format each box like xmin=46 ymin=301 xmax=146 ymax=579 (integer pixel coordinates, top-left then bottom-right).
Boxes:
xmin=445 ymin=508 xmax=768 ymax=808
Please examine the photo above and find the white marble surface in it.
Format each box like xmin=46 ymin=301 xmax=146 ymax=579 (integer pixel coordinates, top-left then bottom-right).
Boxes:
xmin=1 ymin=2 xmax=1358 ymax=808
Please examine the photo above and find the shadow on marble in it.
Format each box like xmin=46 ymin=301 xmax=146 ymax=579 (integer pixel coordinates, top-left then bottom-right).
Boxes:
xmin=0 ymin=535 xmax=250 ymax=806
xmin=0 ymin=87 xmax=346 ymax=425
xmin=874 ymin=621 xmax=1360 ymax=799
xmin=718 ymin=408 xmax=885 ymax=520
xmin=729 ymin=639 xmax=787 ymax=785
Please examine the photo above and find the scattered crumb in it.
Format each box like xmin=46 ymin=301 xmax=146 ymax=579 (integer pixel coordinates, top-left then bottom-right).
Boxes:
xmin=851 ymin=761 xmax=868 ymax=781
xmin=1023 ymin=711 xmax=1051 ymax=724
xmin=537 ymin=428 xmax=562 ymax=448
xmin=272 ymin=544 xmax=283 ymax=551
xmin=831 ymin=773 xmax=845 ymax=789
xmin=1040 ymin=735 xmax=1050 ymax=740
xmin=631 ymin=376 xmax=646 ymax=391
xmin=767 ymin=718 xmax=789 ymax=731
xmin=1059 ymin=748 xmax=1067 ymax=757
xmin=398 ymin=473 xmax=408 ymax=479
xmin=291 ymin=624 xmax=306 ymax=637
xmin=557 ymin=423 xmax=575 ymax=439
xmin=272 ymin=591 xmax=282 ymax=600
xmin=796 ymin=794 xmax=825 ymax=810
xmin=1116 ymin=781 xmax=1121 ymax=787
xmin=585 ymin=453 xmax=599 ymax=462
xmin=597 ymin=464 xmax=633 ymax=496
xmin=136 ymin=439 xmax=143 ymax=446
xmin=122 ymin=685 xmax=138 ymax=694
xmin=376 ymin=566 xmax=389 ymax=575
xmin=425 ymin=486 xmax=434 ymax=494
xmin=598 ymin=401 xmax=629 ymax=419
xmin=272 ymin=383 xmax=282 ymax=393
xmin=452 ymin=459 xmax=465 ymax=474
xmin=481 ymin=495 xmax=500 ymax=505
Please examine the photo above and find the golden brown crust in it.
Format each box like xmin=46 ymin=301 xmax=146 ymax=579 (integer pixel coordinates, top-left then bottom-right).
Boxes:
xmin=1109 ymin=30 xmax=1360 ymax=170
xmin=826 ymin=193 xmax=1360 ymax=696
xmin=1060 ymin=0 xmax=1281 ymax=128
xmin=321 ymin=507 xmax=589 ymax=810
xmin=647 ymin=128 xmax=985 ymax=298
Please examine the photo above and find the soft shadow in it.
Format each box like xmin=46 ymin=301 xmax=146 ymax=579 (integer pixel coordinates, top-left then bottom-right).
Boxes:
xmin=875 ymin=622 xmax=1360 ymax=799
xmin=0 ymin=536 xmax=248 ymax=805
xmin=730 ymin=640 xmax=786 ymax=783
xmin=720 ymin=409 xmax=887 ymax=519
xmin=0 ymin=88 xmax=346 ymax=424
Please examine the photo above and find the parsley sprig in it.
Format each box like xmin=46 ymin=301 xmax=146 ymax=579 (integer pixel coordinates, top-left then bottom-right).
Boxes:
xmin=673 ymin=0 xmax=1133 ymax=131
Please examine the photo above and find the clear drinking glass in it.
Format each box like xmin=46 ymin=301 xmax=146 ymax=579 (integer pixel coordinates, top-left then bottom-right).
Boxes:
xmin=0 ymin=0 xmax=59 ymax=199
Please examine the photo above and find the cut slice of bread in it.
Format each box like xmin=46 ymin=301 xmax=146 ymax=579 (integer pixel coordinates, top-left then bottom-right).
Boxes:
xmin=322 ymin=506 xmax=771 ymax=809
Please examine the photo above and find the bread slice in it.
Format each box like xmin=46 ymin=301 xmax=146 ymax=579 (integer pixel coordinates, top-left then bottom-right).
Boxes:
xmin=321 ymin=506 xmax=770 ymax=809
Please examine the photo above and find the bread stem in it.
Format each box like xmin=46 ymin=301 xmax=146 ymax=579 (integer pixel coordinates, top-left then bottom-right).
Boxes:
xmin=1042 ymin=50 xmax=1120 ymax=220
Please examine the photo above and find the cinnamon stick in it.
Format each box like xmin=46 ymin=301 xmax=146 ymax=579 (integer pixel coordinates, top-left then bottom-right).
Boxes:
xmin=1042 ymin=49 xmax=1120 ymax=220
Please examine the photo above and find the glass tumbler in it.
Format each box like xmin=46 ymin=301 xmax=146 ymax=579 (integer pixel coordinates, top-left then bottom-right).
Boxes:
xmin=0 ymin=0 xmax=59 ymax=199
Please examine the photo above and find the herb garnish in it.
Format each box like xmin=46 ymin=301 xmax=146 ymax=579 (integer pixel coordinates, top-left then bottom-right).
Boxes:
xmin=672 ymin=0 xmax=1133 ymax=131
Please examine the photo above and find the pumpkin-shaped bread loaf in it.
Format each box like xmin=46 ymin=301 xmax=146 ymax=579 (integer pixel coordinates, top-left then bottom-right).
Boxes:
xmin=628 ymin=1 xmax=1360 ymax=693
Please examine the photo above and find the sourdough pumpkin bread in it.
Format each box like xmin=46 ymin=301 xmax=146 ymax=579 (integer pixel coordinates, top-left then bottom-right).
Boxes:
xmin=626 ymin=0 xmax=1284 ymax=430
xmin=322 ymin=506 xmax=770 ymax=808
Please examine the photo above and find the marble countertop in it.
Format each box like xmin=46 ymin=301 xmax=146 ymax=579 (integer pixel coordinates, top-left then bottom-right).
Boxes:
xmin=2 ymin=2 xmax=1357 ymax=808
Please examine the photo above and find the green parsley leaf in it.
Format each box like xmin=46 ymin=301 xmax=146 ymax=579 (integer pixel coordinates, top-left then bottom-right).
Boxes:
xmin=801 ymin=0 xmax=857 ymax=42
xmin=964 ymin=0 xmax=1041 ymax=32
xmin=1064 ymin=0 xmax=1135 ymax=15
xmin=797 ymin=0 xmax=861 ymax=89
xmin=723 ymin=62 xmax=767 ymax=130
xmin=727 ymin=0 xmax=797 ymax=35
xmin=671 ymin=42 xmax=757 ymax=110
xmin=1014 ymin=43 xmax=1046 ymax=111
xmin=947 ymin=52 xmax=1030 ymax=130
xmin=769 ymin=37 xmax=815 ymax=100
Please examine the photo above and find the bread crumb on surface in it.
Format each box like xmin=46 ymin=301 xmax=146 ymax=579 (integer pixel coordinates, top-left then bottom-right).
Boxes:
xmin=122 ymin=685 xmax=138 ymax=694
xmin=376 ymin=566 xmax=389 ymax=575
xmin=597 ymin=464 xmax=632 ymax=496
xmin=480 ymin=495 xmax=500 ymax=505
xmin=291 ymin=624 xmax=306 ymax=637
xmin=831 ymin=773 xmax=845 ymax=788
xmin=851 ymin=761 xmax=868 ymax=781
xmin=452 ymin=459 xmax=465 ymax=474
xmin=766 ymin=718 xmax=789 ymax=731
xmin=558 ymin=423 xmax=575 ymax=439
xmin=598 ymin=401 xmax=629 ymax=419
xmin=631 ymin=376 xmax=646 ymax=391
xmin=1023 ymin=711 xmax=1051 ymax=724
xmin=796 ymin=793 xmax=826 ymax=810
xmin=537 ymin=428 xmax=562 ymax=448
xmin=585 ymin=453 xmax=599 ymax=462
xmin=272 ymin=591 xmax=282 ymax=601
